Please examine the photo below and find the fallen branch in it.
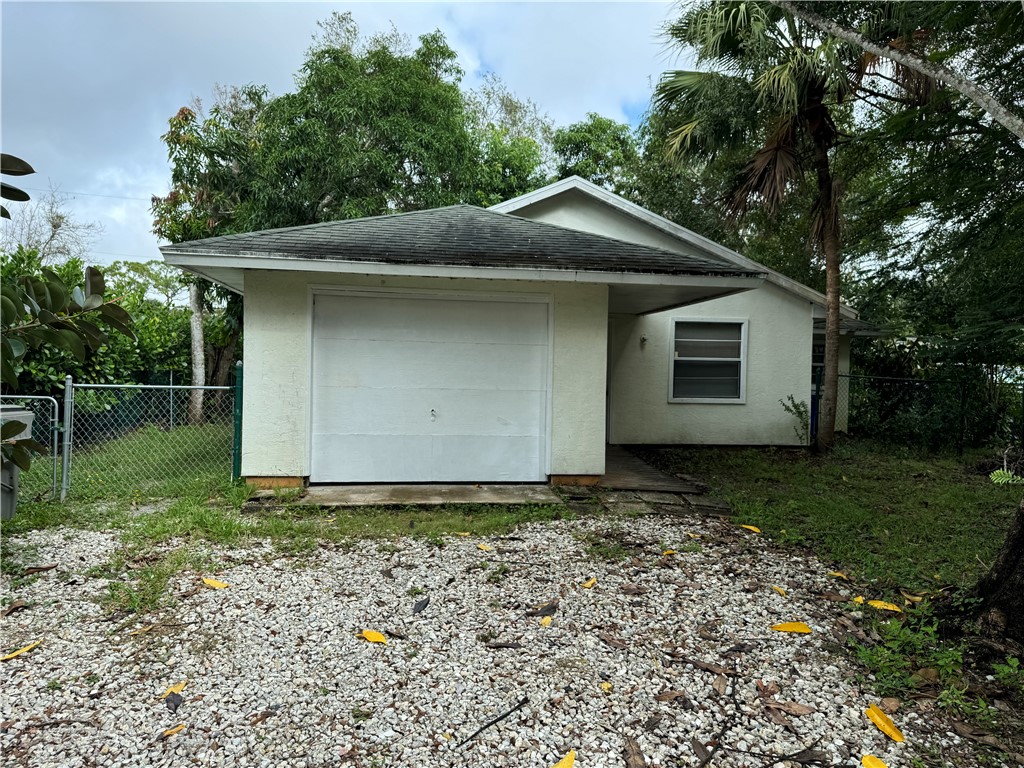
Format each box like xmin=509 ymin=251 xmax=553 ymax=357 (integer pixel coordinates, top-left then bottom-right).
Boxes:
xmin=456 ymin=696 xmax=529 ymax=748
xmin=695 ymin=678 xmax=740 ymax=768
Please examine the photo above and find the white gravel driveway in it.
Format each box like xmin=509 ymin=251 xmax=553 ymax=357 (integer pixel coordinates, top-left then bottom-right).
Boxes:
xmin=1 ymin=513 xmax=973 ymax=767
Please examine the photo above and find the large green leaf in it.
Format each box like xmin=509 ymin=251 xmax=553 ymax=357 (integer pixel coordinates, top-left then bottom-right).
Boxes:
xmin=1 ymin=420 xmax=28 ymax=440
xmin=0 ymin=153 xmax=35 ymax=176
xmin=0 ymin=182 xmax=30 ymax=202
xmin=85 ymin=266 xmax=105 ymax=298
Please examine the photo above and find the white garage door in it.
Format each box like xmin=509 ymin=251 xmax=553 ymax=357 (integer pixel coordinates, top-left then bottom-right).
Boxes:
xmin=310 ymin=292 xmax=549 ymax=482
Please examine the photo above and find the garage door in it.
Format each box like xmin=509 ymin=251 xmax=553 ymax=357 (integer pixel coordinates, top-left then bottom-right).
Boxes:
xmin=310 ymin=292 xmax=549 ymax=482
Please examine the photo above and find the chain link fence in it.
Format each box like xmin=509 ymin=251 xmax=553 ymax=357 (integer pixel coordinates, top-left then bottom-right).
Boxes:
xmin=817 ymin=374 xmax=1024 ymax=453
xmin=0 ymin=395 xmax=61 ymax=499
xmin=66 ymin=383 xmax=236 ymax=500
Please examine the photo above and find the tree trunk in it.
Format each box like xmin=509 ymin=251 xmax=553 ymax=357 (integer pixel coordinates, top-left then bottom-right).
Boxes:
xmin=188 ymin=283 xmax=206 ymax=425
xmin=973 ymin=498 xmax=1024 ymax=642
xmin=812 ymin=140 xmax=841 ymax=450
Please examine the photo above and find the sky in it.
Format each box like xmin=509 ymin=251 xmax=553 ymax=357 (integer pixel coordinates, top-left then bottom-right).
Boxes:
xmin=1 ymin=0 xmax=684 ymax=267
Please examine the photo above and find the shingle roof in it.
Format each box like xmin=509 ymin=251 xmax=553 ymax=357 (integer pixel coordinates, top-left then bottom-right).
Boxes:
xmin=160 ymin=205 xmax=759 ymax=278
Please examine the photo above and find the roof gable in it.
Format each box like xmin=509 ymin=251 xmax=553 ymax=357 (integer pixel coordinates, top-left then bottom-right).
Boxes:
xmin=490 ymin=176 xmax=856 ymax=318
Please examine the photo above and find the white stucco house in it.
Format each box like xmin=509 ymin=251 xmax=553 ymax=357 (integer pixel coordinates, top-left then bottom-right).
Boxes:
xmin=161 ymin=176 xmax=860 ymax=488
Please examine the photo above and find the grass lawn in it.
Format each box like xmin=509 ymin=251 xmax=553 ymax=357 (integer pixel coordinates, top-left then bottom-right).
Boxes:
xmin=636 ymin=439 xmax=1021 ymax=595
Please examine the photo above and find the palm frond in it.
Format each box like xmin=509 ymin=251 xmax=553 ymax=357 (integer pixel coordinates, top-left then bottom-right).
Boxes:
xmin=728 ymin=116 xmax=802 ymax=217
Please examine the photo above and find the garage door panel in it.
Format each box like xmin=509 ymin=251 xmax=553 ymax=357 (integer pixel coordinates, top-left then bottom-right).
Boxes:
xmin=315 ymin=296 xmax=547 ymax=345
xmin=310 ymin=293 xmax=549 ymax=483
xmin=313 ymin=338 xmax=547 ymax=391
xmin=312 ymin=387 xmax=545 ymax=436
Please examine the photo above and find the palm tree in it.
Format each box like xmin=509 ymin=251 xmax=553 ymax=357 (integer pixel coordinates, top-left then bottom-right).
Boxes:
xmin=655 ymin=0 xmax=856 ymax=449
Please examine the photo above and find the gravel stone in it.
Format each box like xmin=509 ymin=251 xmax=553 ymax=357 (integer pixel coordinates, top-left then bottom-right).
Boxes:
xmin=0 ymin=514 xmax=1007 ymax=767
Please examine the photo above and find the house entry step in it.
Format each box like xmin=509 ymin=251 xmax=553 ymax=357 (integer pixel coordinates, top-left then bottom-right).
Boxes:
xmin=294 ymin=484 xmax=561 ymax=507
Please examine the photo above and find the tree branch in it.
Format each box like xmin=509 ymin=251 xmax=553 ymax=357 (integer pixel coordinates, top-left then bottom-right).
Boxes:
xmin=769 ymin=0 xmax=1024 ymax=142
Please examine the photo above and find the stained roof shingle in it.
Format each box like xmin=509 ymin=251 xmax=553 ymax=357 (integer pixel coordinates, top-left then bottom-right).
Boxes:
xmin=160 ymin=205 xmax=760 ymax=278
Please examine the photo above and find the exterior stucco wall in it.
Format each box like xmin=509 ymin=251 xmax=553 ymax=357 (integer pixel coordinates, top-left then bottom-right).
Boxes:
xmin=241 ymin=271 xmax=607 ymax=479
xmin=512 ymin=192 xmax=713 ymax=258
xmin=608 ymin=282 xmax=814 ymax=446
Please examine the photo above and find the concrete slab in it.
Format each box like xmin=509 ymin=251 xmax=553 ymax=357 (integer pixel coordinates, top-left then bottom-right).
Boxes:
xmin=636 ymin=491 xmax=682 ymax=505
xmin=297 ymin=484 xmax=562 ymax=507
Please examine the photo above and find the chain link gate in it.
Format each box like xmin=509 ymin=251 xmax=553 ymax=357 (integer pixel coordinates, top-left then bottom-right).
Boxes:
xmin=64 ymin=379 xmax=235 ymax=500
xmin=0 ymin=395 xmax=61 ymax=498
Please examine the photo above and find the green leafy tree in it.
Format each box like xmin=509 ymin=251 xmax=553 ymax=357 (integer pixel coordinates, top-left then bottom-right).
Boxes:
xmin=552 ymin=113 xmax=640 ymax=194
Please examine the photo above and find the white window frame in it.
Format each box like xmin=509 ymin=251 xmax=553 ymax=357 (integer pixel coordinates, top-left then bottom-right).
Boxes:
xmin=668 ymin=317 xmax=748 ymax=404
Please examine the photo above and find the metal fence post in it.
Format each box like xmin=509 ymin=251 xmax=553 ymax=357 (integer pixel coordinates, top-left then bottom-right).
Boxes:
xmin=60 ymin=375 xmax=73 ymax=501
xmin=232 ymin=362 xmax=243 ymax=482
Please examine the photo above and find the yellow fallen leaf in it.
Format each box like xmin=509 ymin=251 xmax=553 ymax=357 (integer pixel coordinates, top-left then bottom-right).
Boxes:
xmin=900 ymin=590 xmax=924 ymax=604
xmin=662 ymin=549 xmax=677 ymax=556
xmin=552 ymin=750 xmax=576 ymax=768
xmin=865 ymin=703 xmax=905 ymax=742
xmin=129 ymin=624 xmax=155 ymax=636
xmin=202 ymin=577 xmax=230 ymax=589
xmin=862 ymin=757 xmax=889 ymax=768
xmin=360 ymin=630 xmax=387 ymax=644
xmin=771 ymin=622 xmax=812 ymax=634
xmin=581 ymin=577 xmax=597 ymax=589
xmin=868 ymin=600 xmax=902 ymax=613
xmin=599 ymin=681 xmax=613 ymax=692
xmin=739 ymin=524 xmax=761 ymax=533
xmin=161 ymin=723 xmax=186 ymax=738
xmin=686 ymin=532 xmax=701 ymax=539
xmin=477 ymin=544 xmax=494 ymax=552
xmin=441 ymin=733 xmax=452 ymax=740
xmin=853 ymin=595 xmax=865 ymax=604
xmin=1 ymin=640 xmax=41 ymax=662
xmin=539 ymin=615 xmax=553 ymax=627
xmin=828 ymin=571 xmax=850 ymax=581
xmin=159 ymin=680 xmax=188 ymax=699
xmin=772 ymin=585 xmax=787 ymax=597
xmin=455 ymin=532 xmax=471 ymax=537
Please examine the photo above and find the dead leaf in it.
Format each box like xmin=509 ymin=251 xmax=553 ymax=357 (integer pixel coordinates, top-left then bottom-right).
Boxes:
xmin=862 ymin=757 xmax=889 ymax=768
xmin=739 ymin=524 xmax=761 ymax=533
xmin=853 ymin=595 xmax=865 ymax=604
xmin=697 ymin=619 xmax=720 ymax=641
xmin=909 ymin=667 xmax=939 ymax=687
xmin=662 ymin=549 xmax=677 ymax=556
xmin=1 ymin=640 xmax=41 ymax=661
xmin=788 ymin=748 xmax=830 ymax=763
xmin=551 ymin=749 xmax=576 ymax=768
xmin=771 ymin=622 xmax=812 ymax=634
xmin=865 ymin=703 xmax=905 ymax=742
xmin=581 ymin=577 xmax=597 ymax=589
xmin=712 ymin=674 xmax=728 ymax=695
xmin=159 ymin=723 xmax=185 ymax=739
xmin=623 ymin=736 xmax=646 ymax=768
xmin=900 ymin=590 xmax=924 ymax=604
xmin=599 ymin=681 xmax=613 ymax=693
xmin=539 ymin=615 xmax=553 ymax=627
xmin=1 ymin=600 xmax=27 ymax=617
xmin=598 ymin=632 xmax=627 ymax=650
xmin=202 ymin=577 xmax=229 ymax=589
xmin=671 ymin=655 xmax=735 ymax=676
xmin=868 ymin=600 xmax=902 ymax=613
xmin=385 ymin=629 xmax=407 ymax=640
xmin=128 ymin=624 xmax=155 ymax=636
xmin=159 ymin=681 xmax=188 ymax=699
xmin=477 ymin=544 xmax=494 ymax=552
xmin=767 ymin=700 xmax=816 ymax=716
xmin=879 ymin=697 xmax=901 ymax=714
xmin=685 ymin=532 xmax=701 ymax=539
xmin=691 ymin=736 xmax=711 ymax=762
xmin=765 ymin=705 xmax=797 ymax=734
xmin=951 ymin=720 xmax=1006 ymax=750
xmin=485 ymin=641 xmax=523 ymax=649
xmin=817 ymin=591 xmax=849 ymax=602
xmin=165 ymin=692 xmax=183 ymax=713
xmin=620 ymin=584 xmax=647 ymax=596
xmin=772 ymin=585 xmax=788 ymax=597
xmin=250 ymin=709 xmax=276 ymax=726
xmin=655 ymin=689 xmax=689 ymax=702
xmin=380 ymin=568 xmax=395 ymax=580
xmin=525 ymin=600 xmax=559 ymax=617
xmin=454 ymin=532 xmax=471 ymax=537
xmin=22 ymin=564 xmax=57 ymax=576
xmin=828 ymin=571 xmax=850 ymax=581
xmin=360 ymin=630 xmax=387 ymax=645
xmin=756 ymin=679 xmax=781 ymax=698
xmin=413 ymin=597 xmax=430 ymax=614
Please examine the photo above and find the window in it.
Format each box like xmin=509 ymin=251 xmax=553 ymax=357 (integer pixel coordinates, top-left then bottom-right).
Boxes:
xmin=670 ymin=320 xmax=746 ymax=402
